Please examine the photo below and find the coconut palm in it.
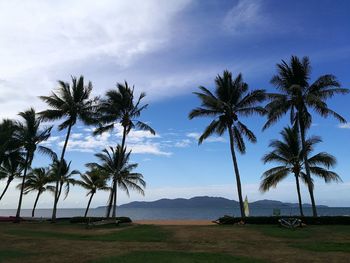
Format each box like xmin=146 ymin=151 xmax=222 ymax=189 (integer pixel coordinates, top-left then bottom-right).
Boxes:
xmin=0 ymin=119 xmax=21 ymax=166
xmin=264 ymin=56 xmax=349 ymax=216
xmin=0 ymin=151 xmax=24 ymax=201
xmin=49 ymin=159 xmax=79 ymax=205
xmin=15 ymin=108 xmax=52 ymax=220
xmin=260 ymin=126 xmax=341 ymax=216
xmin=39 ymin=76 xmax=97 ymax=222
xmin=189 ymin=70 xmax=266 ymax=218
xmin=19 ymin=167 xmax=52 ymax=217
xmin=94 ymin=82 xmax=154 ymax=217
xmin=77 ymin=168 xmax=110 ymax=217
xmin=87 ymin=145 xmax=145 ymax=218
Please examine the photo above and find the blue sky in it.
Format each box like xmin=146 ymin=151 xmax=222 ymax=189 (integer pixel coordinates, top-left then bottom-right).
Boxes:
xmin=0 ymin=0 xmax=349 ymax=209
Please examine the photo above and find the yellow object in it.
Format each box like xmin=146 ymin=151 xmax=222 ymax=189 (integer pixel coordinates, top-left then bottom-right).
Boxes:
xmin=244 ymin=196 xmax=249 ymax=217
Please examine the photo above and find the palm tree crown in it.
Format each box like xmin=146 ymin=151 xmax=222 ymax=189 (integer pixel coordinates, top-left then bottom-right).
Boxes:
xmin=94 ymin=81 xmax=155 ymax=137
xmin=39 ymin=76 xmax=97 ymax=129
xmin=77 ymin=167 xmax=110 ymax=217
xmin=88 ymin=145 xmax=145 ymax=217
xmin=0 ymin=151 xmax=24 ymax=200
xmin=18 ymin=167 xmax=52 ymax=217
xmin=264 ymin=56 xmax=348 ymax=130
xmin=189 ymin=71 xmax=265 ymax=150
xmin=49 ymin=159 xmax=79 ymax=200
xmin=260 ymin=126 xmax=341 ymax=216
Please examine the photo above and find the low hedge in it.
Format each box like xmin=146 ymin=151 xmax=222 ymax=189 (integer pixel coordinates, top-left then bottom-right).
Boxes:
xmin=215 ymin=215 xmax=350 ymax=225
xmin=70 ymin=216 xmax=132 ymax=224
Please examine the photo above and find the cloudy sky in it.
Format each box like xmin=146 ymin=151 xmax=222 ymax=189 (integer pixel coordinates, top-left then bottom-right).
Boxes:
xmin=1 ymin=0 xmax=350 ymax=209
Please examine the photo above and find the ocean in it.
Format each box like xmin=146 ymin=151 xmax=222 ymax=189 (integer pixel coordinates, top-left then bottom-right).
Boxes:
xmin=1 ymin=207 xmax=350 ymax=219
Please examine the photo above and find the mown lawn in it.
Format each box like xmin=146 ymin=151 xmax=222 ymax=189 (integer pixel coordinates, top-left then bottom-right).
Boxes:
xmin=0 ymin=222 xmax=349 ymax=262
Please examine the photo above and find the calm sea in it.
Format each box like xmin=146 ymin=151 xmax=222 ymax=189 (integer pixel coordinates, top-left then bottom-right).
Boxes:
xmin=1 ymin=207 xmax=350 ymax=219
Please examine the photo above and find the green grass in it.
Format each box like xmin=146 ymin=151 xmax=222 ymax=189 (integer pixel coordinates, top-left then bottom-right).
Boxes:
xmin=0 ymin=250 xmax=31 ymax=263
xmin=292 ymin=242 xmax=350 ymax=252
xmin=6 ymin=225 xmax=170 ymax=242
xmin=252 ymin=225 xmax=313 ymax=239
xmin=92 ymin=251 xmax=265 ymax=263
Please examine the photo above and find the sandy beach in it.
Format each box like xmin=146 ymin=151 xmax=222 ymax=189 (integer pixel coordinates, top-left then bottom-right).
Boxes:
xmin=135 ymin=219 xmax=215 ymax=225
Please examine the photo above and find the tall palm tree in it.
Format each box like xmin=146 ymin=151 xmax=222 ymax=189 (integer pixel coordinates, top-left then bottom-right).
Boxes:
xmin=94 ymin=82 xmax=154 ymax=217
xmin=189 ymin=70 xmax=266 ymax=218
xmin=260 ymin=127 xmax=341 ymax=216
xmin=15 ymin=108 xmax=52 ymax=220
xmin=39 ymin=76 xmax=96 ymax=222
xmin=19 ymin=167 xmax=52 ymax=217
xmin=77 ymin=168 xmax=109 ymax=217
xmin=49 ymin=159 xmax=79 ymax=205
xmin=264 ymin=56 xmax=349 ymax=216
xmin=0 ymin=151 xmax=24 ymax=201
xmin=88 ymin=145 xmax=145 ymax=218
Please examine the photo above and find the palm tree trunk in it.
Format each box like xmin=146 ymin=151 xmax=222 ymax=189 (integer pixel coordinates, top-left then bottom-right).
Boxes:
xmin=112 ymin=186 xmax=118 ymax=218
xmin=105 ymin=184 xmax=114 ymax=218
xmin=298 ymin=118 xmax=317 ymax=217
xmin=294 ymin=173 xmax=304 ymax=217
xmin=52 ymin=123 xmax=73 ymax=222
xmin=228 ymin=126 xmax=245 ymax=218
xmin=15 ymin=151 xmax=31 ymax=221
xmin=112 ymin=180 xmax=117 ymax=218
xmin=57 ymin=182 xmax=63 ymax=204
xmin=0 ymin=176 xmax=14 ymax=200
xmin=32 ymin=191 xmax=41 ymax=217
xmin=84 ymin=193 xmax=94 ymax=217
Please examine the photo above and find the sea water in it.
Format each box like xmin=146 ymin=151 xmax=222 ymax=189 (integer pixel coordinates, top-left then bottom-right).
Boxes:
xmin=1 ymin=207 xmax=350 ymax=219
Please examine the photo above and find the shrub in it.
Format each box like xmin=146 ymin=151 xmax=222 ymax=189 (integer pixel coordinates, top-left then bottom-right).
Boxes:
xmin=70 ymin=216 xmax=132 ymax=224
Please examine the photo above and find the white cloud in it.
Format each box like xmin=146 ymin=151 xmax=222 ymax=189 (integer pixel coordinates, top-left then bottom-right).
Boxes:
xmin=186 ymin=132 xmax=226 ymax=143
xmin=0 ymin=0 xmax=191 ymax=119
xmin=338 ymin=123 xmax=350 ymax=129
xmin=71 ymin=133 xmax=83 ymax=139
xmin=51 ymin=127 xmax=171 ymax=156
xmin=175 ymin=139 xmax=192 ymax=148
xmin=223 ymin=0 xmax=267 ymax=35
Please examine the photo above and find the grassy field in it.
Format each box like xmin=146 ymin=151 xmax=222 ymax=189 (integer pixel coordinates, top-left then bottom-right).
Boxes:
xmin=0 ymin=222 xmax=349 ymax=262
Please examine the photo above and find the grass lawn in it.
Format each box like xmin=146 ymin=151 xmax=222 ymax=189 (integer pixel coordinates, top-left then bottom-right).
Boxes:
xmin=0 ymin=222 xmax=349 ymax=262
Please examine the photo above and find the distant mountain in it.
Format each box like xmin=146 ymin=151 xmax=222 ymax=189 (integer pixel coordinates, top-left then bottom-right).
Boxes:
xmin=96 ymin=196 xmax=328 ymax=209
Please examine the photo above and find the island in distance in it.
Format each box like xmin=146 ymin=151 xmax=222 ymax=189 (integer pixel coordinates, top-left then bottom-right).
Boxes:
xmin=96 ymin=196 xmax=328 ymax=209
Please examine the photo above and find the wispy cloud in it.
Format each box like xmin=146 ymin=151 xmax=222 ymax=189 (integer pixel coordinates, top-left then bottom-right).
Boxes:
xmin=338 ymin=123 xmax=350 ymax=129
xmin=223 ymin=0 xmax=267 ymax=35
xmin=43 ymin=124 xmax=171 ymax=156
xmin=186 ymin=132 xmax=226 ymax=143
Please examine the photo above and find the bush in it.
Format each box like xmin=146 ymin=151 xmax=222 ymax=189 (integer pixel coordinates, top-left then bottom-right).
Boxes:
xmin=215 ymin=216 xmax=350 ymax=225
xmin=70 ymin=216 xmax=132 ymax=224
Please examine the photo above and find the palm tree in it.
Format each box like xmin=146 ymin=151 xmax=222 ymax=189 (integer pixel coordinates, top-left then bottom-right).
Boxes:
xmin=260 ymin=127 xmax=341 ymax=216
xmin=39 ymin=76 xmax=96 ymax=222
xmin=76 ymin=168 xmax=110 ymax=217
xmin=49 ymin=159 xmax=79 ymax=205
xmin=88 ymin=145 xmax=146 ymax=218
xmin=189 ymin=70 xmax=266 ymax=218
xmin=0 ymin=119 xmax=21 ymax=166
xmin=15 ymin=108 xmax=52 ymax=220
xmin=94 ymin=82 xmax=154 ymax=217
xmin=264 ymin=55 xmax=349 ymax=216
xmin=0 ymin=151 xmax=24 ymax=201
xmin=19 ymin=167 xmax=52 ymax=217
